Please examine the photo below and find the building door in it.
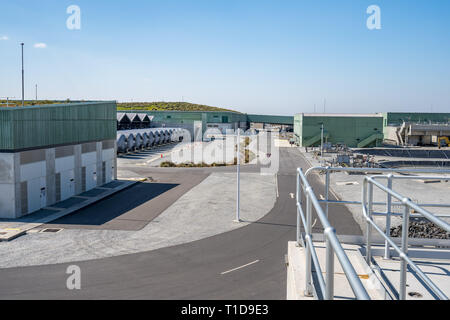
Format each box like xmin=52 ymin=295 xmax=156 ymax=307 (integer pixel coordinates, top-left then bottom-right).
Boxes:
xmin=39 ymin=177 xmax=47 ymax=208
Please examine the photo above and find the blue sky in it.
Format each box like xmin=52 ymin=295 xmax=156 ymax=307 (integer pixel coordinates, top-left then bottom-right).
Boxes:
xmin=0 ymin=0 xmax=449 ymax=115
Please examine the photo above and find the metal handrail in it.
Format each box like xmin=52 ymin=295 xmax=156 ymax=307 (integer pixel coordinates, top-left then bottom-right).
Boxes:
xmin=368 ymin=174 xmax=450 ymax=259
xmin=296 ymin=168 xmax=370 ymax=300
xmin=297 ymin=165 xmax=450 ymax=300
xmin=362 ymin=175 xmax=450 ymax=300
xmin=305 ymin=166 xmax=450 ymax=252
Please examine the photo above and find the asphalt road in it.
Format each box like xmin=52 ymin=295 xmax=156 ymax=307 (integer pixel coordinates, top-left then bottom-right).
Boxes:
xmin=0 ymin=148 xmax=361 ymax=299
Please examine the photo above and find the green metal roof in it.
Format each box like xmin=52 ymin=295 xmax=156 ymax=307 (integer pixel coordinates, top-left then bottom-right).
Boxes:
xmin=0 ymin=101 xmax=117 ymax=152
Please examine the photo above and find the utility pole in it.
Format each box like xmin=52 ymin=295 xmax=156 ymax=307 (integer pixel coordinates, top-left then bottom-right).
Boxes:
xmin=35 ymin=84 xmax=38 ymax=101
xmin=235 ymin=129 xmax=241 ymax=223
xmin=21 ymin=43 xmax=24 ymax=106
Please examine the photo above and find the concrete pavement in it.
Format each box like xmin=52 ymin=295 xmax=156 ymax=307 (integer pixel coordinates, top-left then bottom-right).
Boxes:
xmin=0 ymin=148 xmax=362 ymax=299
xmin=0 ymin=180 xmax=136 ymax=241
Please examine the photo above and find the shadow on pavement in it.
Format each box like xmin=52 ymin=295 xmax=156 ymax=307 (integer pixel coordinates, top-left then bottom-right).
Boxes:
xmin=45 ymin=182 xmax=178 ymax=227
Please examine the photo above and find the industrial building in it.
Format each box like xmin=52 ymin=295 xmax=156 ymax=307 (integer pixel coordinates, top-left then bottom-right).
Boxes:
xmin=0 ymin=101 xmax=117 ymax=219
xmin=117 ymin=112 xmax=153 ymax=130
xmin=119 ymin=110 xmax=293 ymax=140
xmin=294 ymin=113 xmax=384 ymax=148
xmin=294 ymin=112 xmax=450 ymax=148
xmin=382 ymin=112 xmax=450 ymax=146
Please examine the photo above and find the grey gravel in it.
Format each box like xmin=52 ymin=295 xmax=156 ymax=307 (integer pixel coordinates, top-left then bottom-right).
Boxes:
xmin=390 ymin=219 xmax=450 ymax=239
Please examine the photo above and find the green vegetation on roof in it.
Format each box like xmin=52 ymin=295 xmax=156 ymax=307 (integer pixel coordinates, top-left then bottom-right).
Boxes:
xmin=117 ymin=102 xmax=239 ymax=113
xmin=0 ymin=100 xmax=76 ymax=107
xmin=1 ymin=100 xmax=239 ymax=113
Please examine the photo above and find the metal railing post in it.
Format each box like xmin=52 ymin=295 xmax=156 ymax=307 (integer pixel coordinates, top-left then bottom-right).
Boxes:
xmin=366 ymin=182 xmax=374 ymax=265
xmin=325 ymin=168 xmax=330 ymax=218
xmin=325 ymin=229 xmax=335 ymax=300
xmin=304 ymin=189 xmax=313 ymax=296
xmin=385 ymin=174 xmax=393 ymax=259
xmin=400 ymin=200 xmax=410 ymax=300
xmin=296 ymin=171 xmax=301 ymax=245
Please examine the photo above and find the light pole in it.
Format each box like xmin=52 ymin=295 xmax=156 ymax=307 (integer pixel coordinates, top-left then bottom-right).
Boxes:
xmin=235 ymin=128 xmax=241 ymax=223
xmin=21 ymin=43 xmax=24 ymax=107
xmin=320 ymin=123 xmax=324 ymax=157
xmin=35 ymin=84 xmax=38 ymax=101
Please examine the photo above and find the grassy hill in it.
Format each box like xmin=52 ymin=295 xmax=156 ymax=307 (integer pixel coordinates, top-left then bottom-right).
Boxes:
xmin=0 ymin=100 xmax=239 ymax=113
xmin=117 ymin=102 xmax=239 ymax=113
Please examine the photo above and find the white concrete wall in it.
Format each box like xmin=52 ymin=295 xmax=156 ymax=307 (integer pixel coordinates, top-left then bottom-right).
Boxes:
xmin=20 ymin=161 xmax=47 ymax=213
xmin=60 ymin=169 xmax=75 ymax=201
xmin=20 ymin=161 xmax=46 ymax=183
xmin=56 ymin=156 xmax=76 ymax=201
xmin=0 ymin=140 xmax=117 ymax=219
xmin=0 ymin=153 xmax=16 ymax=218
xmin=82 ymin=152 xmax=97 ymax=191
xmin=102 ymin=148 xmax=115 ymax=184
xmin=26 ymin=176 xmax=46 ymax=213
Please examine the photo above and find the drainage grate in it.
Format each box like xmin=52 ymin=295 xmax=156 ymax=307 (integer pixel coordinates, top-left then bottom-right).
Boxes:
xmin=40 ymin=228 xmax=63 ymax=234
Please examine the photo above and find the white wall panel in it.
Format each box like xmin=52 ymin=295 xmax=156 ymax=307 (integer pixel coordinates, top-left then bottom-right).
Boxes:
xmin=0 ymin=184 xmax=15 ymax=218
xmin=60 ymin=169 xmax=75 ymax=201
xmin=85 ymin=163 xmax=97 ymax=190
xmin=55 ymin=156 xmax=75 ymax=173
xmin=20 ymin=161 xmax=46 ymax=183
xmin=27 ymin=177 xmax=46 ymax=213
xmin=0 ymin=153 xmax=14 ymax=183
xmin=81 ymin=152 xmax=97 ymax=166
xmin=102 ymin=148 xmax=115 ymax=162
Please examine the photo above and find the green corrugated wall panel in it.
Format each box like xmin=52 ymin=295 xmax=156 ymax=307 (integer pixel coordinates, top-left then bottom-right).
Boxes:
xmin=384 ymin=112 xmax=450 ymax=126
xmin=122 ymin=110 xmax=289 ymax=125
xmin=0 ymin=111 xmax=13 ymax=149
xmin=294 ymin=114 xmax=302 ymax=144
xmin=0 ymin=102 xmax=117 ymax=151
xmin=295 ymin=114 xmax=384 ymax=148
xmin=124 ymin=110 xmax=248 ymax=124
xmin=247 ymin=114 xmax=293 ymax=125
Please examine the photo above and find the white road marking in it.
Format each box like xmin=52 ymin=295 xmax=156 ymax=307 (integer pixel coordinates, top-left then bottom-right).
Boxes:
xmin=221 ymin=260 xmax=260 ymax=275
xmin=289 ymin=193 xmax=294 ymax=199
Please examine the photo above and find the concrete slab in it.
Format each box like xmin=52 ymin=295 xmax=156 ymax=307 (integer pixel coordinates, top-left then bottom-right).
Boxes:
xmin=0 ymin=172 xmax=277 ymax=268
xmin=50 ymin=197 xmax=87 ymax=209
xmin=287 ymin=241 xmax=387 ymax=300
xmin=0 ymin=180 xmax=135 ymax=241
xmin=372 ymin=247 xmax=450 ymax=300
